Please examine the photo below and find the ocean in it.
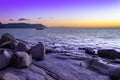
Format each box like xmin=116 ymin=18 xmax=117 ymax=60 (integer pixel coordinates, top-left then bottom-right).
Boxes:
xmin=0 ymin=28 xmax=120 ymax=51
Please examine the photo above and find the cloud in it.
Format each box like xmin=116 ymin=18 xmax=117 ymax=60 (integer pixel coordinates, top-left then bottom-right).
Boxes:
xmin=9 ymin=19 xmax=14 ymax=21
xmin=18 ymin=18 xmax=30 ymax=21
xmin=38 ymin=17 xmax=42 ymax=19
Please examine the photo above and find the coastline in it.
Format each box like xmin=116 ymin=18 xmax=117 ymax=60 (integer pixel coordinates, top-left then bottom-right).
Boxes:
xmin=0 ymin=33 xmax=120 ymax=80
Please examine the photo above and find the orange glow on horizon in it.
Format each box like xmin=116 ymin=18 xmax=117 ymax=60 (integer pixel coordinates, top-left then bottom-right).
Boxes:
xmin=2 ymin=20 xmax=120 ymax=28
xmin=43 ymin=21 xmax=120 ymax=28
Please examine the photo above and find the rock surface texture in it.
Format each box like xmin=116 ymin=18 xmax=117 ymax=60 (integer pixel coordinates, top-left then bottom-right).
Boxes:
xmin=29 ymin=42 xmax=45 ymax=60
xmin=98 ymin=49 xmax=120 ymax=59
xmin=0 ymin=73 xmax=20 ymax=80
xmin=0 ymin=33 xmax=120 ymax=80
xmin=0 ymin=54 xmax=110 ymax=80
xmin=1 ymin=33 xmax=16 ymax=43
xmin=15 ymin=42 xmax=31 ymax=52
xmin=0 ymin=49 xmax=11 ymax=69
xmin=11 ymin=52 xmax=32 ymax=68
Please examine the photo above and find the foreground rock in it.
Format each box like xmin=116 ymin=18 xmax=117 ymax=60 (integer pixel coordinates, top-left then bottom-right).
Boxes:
xmin=29 ymin=42 xmax=45 ymax=60
xmin=0 ymin=41 xmax=18 ymax=49
xmin=11 ymin=52 xmax=32 ymax=68
xmin=87 ymin=58 xmax=112 ymax=75
xmin=0 ymin=49 xmax=11 ymax=69
xmin=1 ymin=33 xmax=16 ymax=43
xmin=33 ymin=54 xmax=109 ymax=80
xmin=0 ymin=73 xmax=20 ymax=80
xmin=98 ymin=49 xmax=120 ymax=59
xmin=0 ymin=54 xmax=109 ymax=80
xmin=15 ymin=41 xmax=31 ymax=52
xmin=79 ymin=47 xmax=95 ymax=55
xmin=109 ymin=68 xmax=120 ymax=80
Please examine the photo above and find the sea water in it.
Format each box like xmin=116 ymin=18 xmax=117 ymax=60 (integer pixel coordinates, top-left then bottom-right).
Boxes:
xmin=0 ymin=28 xmax=120 ymax=51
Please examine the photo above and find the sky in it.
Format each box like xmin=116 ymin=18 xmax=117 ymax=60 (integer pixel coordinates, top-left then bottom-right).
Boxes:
xmin=0 ymin=0 xmax=120 ymax=27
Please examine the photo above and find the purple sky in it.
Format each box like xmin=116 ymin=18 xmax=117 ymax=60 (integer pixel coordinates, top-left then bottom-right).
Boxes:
xmin=0 ymin=0 xmax=120 ymax=27
xmin=0 ymin=0 xmax=118 ymax=9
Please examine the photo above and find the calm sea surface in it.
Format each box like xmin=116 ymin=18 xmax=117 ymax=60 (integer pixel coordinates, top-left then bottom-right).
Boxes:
xmin=0 ymin=28 xmax=120 ymax=50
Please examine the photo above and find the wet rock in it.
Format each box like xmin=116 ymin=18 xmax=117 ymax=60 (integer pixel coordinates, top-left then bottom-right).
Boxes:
xmin=0 ymin=41 xmax=18 ymax=49
xmin=109 ymin=68 xmax=120 ymax=80
xmin=0 ymin=64 xmax=55 ymax=80
xmin=98 ymin=49 xmax=120 ymax=59
xmin=6 ymin=49 xmax=14 ymax=57
xmin=15 ymin=41 xmax=31 ymax=52
xmin=0 ymin=54 xmax=109 ymax=80
xmin=0 ymin=73 xmax=20 ymax=80
xmin=0 ymin=49 xmax=11 ymax=69
xmin=11 ymin=51 xmax=32 ymax=68
xmin=33 ymin=54 xmax=109 ymax=80
xmin=29 ymin=42 xmax=45 ymax=60
xmin=1 ymin=33 xmax=16 ymax=43
xmin=87 ymin=58 xmax=111 ymax=75
xmin=79 ymin=47 xmax=95 ymax=55
xmin=85 ymin=47 xmax=95 ymax=55
xmin=46 ymin=48 xmax=54 ymax=54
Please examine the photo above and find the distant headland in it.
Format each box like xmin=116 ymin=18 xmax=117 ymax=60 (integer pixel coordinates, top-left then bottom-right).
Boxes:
xmin=0 ymin=22 xmax=47 ymax=29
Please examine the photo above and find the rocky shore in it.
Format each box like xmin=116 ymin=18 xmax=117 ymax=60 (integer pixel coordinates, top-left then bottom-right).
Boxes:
xmin=0 ymin=33 xmax=120 ymax=80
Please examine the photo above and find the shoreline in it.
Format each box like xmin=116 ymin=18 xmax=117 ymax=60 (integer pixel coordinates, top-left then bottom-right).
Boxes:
xmin=0 ymin=33 xmax=120 ymax=80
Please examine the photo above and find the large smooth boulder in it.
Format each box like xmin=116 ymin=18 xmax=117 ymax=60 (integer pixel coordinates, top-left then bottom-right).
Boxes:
xmin=0 ymin=41 xmax=18 ymax=49
xmin=0 ymin=73 xmax=20 ymax=80
xmin=15 ymin=41 xmax=31 ymax=52
xmin=0 ymin=49 xmax=11 ymax=69
xmin=29 ymin=42 xmax=45 ymax=60
xmin=1 ymin=33 xmax=16 ymax=43
xmin=11 ymin=51 xmax=32 ymax=68
xmin=98 ymin=49 xmax=120 ymax=59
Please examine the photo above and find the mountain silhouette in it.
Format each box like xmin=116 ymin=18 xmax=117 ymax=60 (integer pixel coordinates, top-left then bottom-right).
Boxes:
xmin=0 ymin=23 xmax=47 ymax=29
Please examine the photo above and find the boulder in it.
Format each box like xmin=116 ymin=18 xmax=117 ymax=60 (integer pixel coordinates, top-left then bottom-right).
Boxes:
xmin=0 ymin=49 xmax=11 ymax=69
xmin=29 ymin=42 xmax=45 ymax=60
xmin=0 ymin=41 xmax=18 ymax=49
xmin=79 ymin=47 xmax=95 ymax=55
xmin=15 ymin=41 xmax=31 ymax=52
xmin=11 ymin=51 xmax=32 ymax=68
xmin=98 ymin=49 xmax=120 ymax=59
xmin=85 ymin=47 xmax=95 ymax=55
xmin=1 ymin=33 xmax=16 ymax=43
xmin=46 ymin=48 xmax=54 ymax=54
xmin=0 ymin=73 xmax=20 ymax=80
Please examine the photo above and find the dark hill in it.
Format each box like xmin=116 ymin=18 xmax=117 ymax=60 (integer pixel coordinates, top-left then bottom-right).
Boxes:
xmin=0 ymin=23 xmax=47 ymax=29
